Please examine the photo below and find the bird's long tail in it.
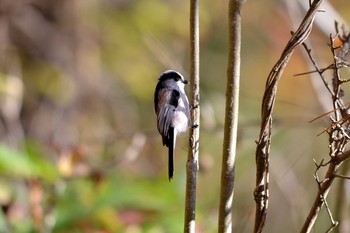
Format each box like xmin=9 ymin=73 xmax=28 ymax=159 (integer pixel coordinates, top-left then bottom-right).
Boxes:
xmin=168 ymin=126 xmax=176 ymax=181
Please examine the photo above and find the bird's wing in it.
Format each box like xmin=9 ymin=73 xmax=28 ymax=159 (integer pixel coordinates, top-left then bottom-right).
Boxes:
xmin=155 ymin=88 xmax=180 ymax=146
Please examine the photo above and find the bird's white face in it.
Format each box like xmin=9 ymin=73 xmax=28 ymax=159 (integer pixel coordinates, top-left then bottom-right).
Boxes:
xmin=176 ymin=79 xmax=186 ymax=92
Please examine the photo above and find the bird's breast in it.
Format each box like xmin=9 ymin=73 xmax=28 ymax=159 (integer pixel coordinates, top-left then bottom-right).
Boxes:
xmin=172 ymin=95 xmax=190 ymax=134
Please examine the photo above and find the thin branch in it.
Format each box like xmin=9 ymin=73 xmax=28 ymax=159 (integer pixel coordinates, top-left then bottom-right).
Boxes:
xmin=333 ymin=173 xmax=350 ymax=179
xmin=217 ymin=0 xmax=244 ymax=232
xmin=300 ymin=43 xmax=334 ymax=96
xmin=314 ymin=163 xmax=339 ymax=230
xmin=300 ymin=161 xmax=340 ymax=233
xmin=293 ymin=63 xmax=334 ymax=77
xmin=184 ymin=0 xmax=200 ymax=232
xmin=254 ymin=1 xmax=323 ymax=232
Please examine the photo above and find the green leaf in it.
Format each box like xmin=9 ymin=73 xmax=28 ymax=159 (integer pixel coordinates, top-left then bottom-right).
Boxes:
xmin=0 ymin=144 xmax=58 ymax=181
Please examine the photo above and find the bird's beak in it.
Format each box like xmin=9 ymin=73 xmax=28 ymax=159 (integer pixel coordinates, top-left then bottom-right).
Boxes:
xmin=183 ymin=80 xmax=189 ymax=84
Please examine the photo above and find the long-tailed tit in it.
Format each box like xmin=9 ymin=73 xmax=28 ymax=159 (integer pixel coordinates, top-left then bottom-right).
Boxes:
xmin=154 ymin=70 xmax=191 ymax=181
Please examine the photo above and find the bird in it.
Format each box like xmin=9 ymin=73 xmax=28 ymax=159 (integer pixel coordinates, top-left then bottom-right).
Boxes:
xmin=154 ymin=70 xmax=191 ymax=181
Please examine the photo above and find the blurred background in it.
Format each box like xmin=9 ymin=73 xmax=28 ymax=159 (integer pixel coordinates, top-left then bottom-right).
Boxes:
xmin=0 ymin=0 xmax=349 ymax=232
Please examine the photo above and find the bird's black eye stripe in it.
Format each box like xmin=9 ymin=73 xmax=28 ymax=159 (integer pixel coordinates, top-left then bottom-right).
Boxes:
xmin=174 ymin=75 xmax=181 ymax=81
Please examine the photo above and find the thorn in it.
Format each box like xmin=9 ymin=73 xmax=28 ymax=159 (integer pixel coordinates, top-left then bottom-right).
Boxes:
xmin=191 ymin=104 xmax=199 ymax=110
xmin=192 ymin=124 xmax=199 ymax=129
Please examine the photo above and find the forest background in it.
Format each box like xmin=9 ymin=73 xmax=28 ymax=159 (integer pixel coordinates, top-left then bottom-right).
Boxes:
xmin=0 ymin=0 xmax=349 ymax=232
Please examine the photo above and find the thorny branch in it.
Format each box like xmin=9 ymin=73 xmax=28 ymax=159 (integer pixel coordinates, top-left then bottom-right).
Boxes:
xmin=299 ymin=24 xmax=350 ymax=233
xmin=254 ymin=1 xmax=323 ymax=232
